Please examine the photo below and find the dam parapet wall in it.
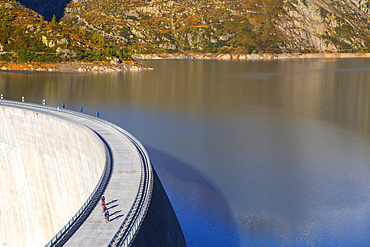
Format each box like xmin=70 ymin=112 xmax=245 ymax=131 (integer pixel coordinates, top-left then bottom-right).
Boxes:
xmin=0 ymin=103 xmax=106 ymax=246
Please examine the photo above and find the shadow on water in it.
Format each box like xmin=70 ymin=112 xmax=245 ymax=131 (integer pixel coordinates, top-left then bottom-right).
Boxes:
xmin=145 ymin=146 xmax=240 ymax=246
xmin=17 ymin=0 xmax=72 ymax=20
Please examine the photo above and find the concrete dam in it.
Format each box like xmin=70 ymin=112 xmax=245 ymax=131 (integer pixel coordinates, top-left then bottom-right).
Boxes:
xmin=0 ymin=100 xmax=185 ymax=247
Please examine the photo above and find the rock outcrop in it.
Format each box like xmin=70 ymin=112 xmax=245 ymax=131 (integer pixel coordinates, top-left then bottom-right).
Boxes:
xmin=0 ymin=61 xmax=151 ymax=72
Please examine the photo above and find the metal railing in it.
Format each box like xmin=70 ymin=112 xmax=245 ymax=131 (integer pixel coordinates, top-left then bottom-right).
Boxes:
xmin=107 ymin=125 xmax=153 ymax=247
xmin=44 ymin=131 xmax=113 ymax=247
xmin=0 ymin=100 xmax=153 ymax=247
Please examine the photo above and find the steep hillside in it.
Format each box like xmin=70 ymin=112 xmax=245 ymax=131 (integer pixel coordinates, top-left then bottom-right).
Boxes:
xmin=281 ymin=0 xmax=370 ymax=52
xmin=2 ymin=0 xmax=370 ymax=58
xmin=60 ymin=0 xmax=370 ymax=54
xmin=61 ymin=0 xmax=273 ymax=54
xmin=0 ymin=0 xmax=131 ymax=63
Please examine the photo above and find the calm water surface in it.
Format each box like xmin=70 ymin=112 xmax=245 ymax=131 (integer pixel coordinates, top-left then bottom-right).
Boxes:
xmin=1 ymin=58 xmax=370 ymax=246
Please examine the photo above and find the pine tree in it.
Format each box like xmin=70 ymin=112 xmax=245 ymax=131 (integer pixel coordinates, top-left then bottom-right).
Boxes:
xmin=51 ymin=15 xmax=57 ymax=25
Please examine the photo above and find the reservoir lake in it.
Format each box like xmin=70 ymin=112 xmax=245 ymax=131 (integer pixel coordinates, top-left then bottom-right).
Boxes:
xmin=1 ymin=58 xmax=370 ymax=246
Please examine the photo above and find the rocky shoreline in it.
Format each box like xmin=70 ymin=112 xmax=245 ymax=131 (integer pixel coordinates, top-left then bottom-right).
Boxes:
xmin=133 ymin=52 xmax=370 ymax=60
xmin=0 ymin=60 xmax=152 ymax=72
xmin=1 ymin=53 xmax=370 ymax=73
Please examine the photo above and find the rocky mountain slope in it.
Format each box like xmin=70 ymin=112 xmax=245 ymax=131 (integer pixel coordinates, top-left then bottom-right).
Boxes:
xmin=281 ymin=0 xmax=370 ymax=52
xmin=58 ymin=0 xmax=370 ymax=54
xmin=2 ymin=0 xmax=370 ymax=58
xmin=0 ymin=0 xmax=131 ymax=64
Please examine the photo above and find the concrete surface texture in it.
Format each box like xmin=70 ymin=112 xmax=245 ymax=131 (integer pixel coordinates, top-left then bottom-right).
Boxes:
xmin=0 ymin=106 xmax=106 ymax=247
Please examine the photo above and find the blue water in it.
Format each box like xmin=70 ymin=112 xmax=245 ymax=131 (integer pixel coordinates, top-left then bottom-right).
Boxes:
xmin=2 ymin=58 xmax=370 ymax=246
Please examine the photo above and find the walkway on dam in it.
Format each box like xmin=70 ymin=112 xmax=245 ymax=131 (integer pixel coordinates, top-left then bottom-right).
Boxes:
xmin=56 ymin=111 xmax=142 ymax=246
xmin=0 ymin=101 xmax=151 ymax=246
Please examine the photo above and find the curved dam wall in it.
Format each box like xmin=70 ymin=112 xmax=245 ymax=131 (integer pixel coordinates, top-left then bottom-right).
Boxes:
xmin=0 ymin=102 xmax=186 ymax=247
xmin=0 ymin=105 xmax=106 ymax=247
xmin=132 ymin=169 xmax=186 ymax=247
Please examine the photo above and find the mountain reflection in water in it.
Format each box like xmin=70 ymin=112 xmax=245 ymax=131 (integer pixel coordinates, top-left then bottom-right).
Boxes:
xmin=1 ymin=58 xmax=370 ymax=246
